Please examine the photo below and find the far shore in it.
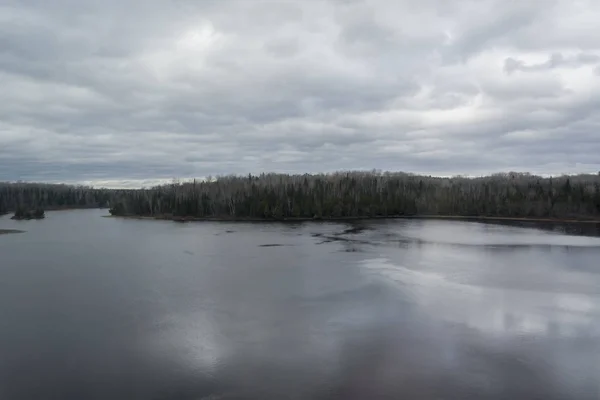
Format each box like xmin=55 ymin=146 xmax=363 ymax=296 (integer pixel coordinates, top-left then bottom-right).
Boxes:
xmin=40 ymin=206 xmax=110 ymax=212
xmin=1 ymin=206 xmax=109 ymax=215
xmin=1 ymin=206 xmax=109 ymax=220
xmin=103 ymin=214 xmax=600 ymax=224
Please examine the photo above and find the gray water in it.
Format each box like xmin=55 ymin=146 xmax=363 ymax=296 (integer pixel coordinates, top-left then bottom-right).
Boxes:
xmin=1 ymin=210 xmax=600 ymax=399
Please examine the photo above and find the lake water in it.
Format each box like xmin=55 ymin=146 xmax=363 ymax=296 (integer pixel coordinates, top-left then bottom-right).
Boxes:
xmin=1 ymin=210 xmax=600 ymax=399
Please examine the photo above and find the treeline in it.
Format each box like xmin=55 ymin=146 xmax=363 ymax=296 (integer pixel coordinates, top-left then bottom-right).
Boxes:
xmin=108 ymin=172 xmax=600 ymax=220
xmin=0 ymin=183 xmax=116 ymax=215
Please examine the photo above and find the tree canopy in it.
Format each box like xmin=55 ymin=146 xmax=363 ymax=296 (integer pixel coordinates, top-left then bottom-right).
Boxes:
xmin=3 ymin=172 xmax=599 ymax=221
xmin=106 ymin=172 xmax=600 ymax=220
xmin=0 ymin=183 xmax=116 ymax=215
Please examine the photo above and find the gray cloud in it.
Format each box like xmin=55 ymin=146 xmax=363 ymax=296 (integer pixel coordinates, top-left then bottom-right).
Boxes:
xmin=504 ymin=53 xmax=600 ymax=74
xmin=1 ymin=0 xmax=599 ymax=187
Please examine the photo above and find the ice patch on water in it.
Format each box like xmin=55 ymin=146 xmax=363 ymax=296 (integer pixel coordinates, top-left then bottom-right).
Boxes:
xmin=359 ymin=257 xmax=600 ymax=337
xmin=359 ymin=257 xmax=481 ymax=294
xmin=396 ymin=222 xmax=600 ymax=248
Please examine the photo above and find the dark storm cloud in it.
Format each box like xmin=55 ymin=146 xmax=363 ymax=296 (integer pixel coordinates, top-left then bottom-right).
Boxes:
xmin=1 ymin=0 xmax=599 ymax=187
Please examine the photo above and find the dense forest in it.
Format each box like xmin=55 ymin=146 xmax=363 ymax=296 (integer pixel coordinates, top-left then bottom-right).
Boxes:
xmin=106 ymin=172 xmax=600 ymax=221
xmin=3 ymin=172 xmax=600 ymax=221
xmin=0 ymin=183 xmax=116 ymax=215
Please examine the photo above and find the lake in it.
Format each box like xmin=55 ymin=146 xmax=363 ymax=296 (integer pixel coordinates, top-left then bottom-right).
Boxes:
xmin=1 ymin=209 xmax=600 ymax=399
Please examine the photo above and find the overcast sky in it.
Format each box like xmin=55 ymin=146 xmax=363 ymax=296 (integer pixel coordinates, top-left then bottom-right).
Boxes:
xmin=1 ymin=0 xmax=599 ymax=187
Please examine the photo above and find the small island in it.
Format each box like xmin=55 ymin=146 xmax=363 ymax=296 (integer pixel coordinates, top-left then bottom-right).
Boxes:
xmin=11 ymin=207 xmax=45 ymax=220
xmin=0 ymin=229 xmax=24 ymax=235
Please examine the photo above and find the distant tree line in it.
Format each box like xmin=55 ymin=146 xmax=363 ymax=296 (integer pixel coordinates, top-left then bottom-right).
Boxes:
xmin=107 ymin=172 xmax=600 ymax=220
xmin=0 ymin=183 xmax=117 ymax=215
xmin=3 ymin=172 xmax=599 ymax=221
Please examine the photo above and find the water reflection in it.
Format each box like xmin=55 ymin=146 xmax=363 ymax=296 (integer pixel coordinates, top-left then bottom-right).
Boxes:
xmin=361 ymin=257 xmax=600 ymax=337
xmin=1 ymin=211 xmax=599 ymax=399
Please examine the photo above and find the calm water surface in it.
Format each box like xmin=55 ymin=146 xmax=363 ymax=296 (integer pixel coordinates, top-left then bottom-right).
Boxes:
xmin=1 ymin=210 xmax=600 ymax=399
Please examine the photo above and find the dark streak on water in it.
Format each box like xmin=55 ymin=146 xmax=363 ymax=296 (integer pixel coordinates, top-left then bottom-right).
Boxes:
xmin=1 ymin=210 xmax=600 ymax=399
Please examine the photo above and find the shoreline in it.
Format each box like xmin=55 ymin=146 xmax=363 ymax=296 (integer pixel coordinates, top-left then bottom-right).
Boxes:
xmin=32 ymin=206 xmax=109 ymax=212
xmin=1 ymin=206 xmax=109 ymax=214
xmin=103 ymin=214 xmax=600 ymax=224
xmin=0 ymin=229 xmax=25 ymax=235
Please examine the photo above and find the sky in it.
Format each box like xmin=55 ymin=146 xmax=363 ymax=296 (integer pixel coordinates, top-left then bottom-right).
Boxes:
xmin=1 ymin=0 xmax=599 ymax=188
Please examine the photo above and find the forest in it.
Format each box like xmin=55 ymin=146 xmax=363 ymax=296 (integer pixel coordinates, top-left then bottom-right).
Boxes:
xmin=0 ymin=182 xmax=117 ymax=215
xmin=2 ymin=172 xmax=600 ymax=221
xmin=106 ymin=172 xmax=600 ymax=221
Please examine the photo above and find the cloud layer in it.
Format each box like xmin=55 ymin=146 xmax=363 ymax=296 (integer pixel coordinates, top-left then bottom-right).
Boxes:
xmin=1 ymin=0 xmax=599 ymax=187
